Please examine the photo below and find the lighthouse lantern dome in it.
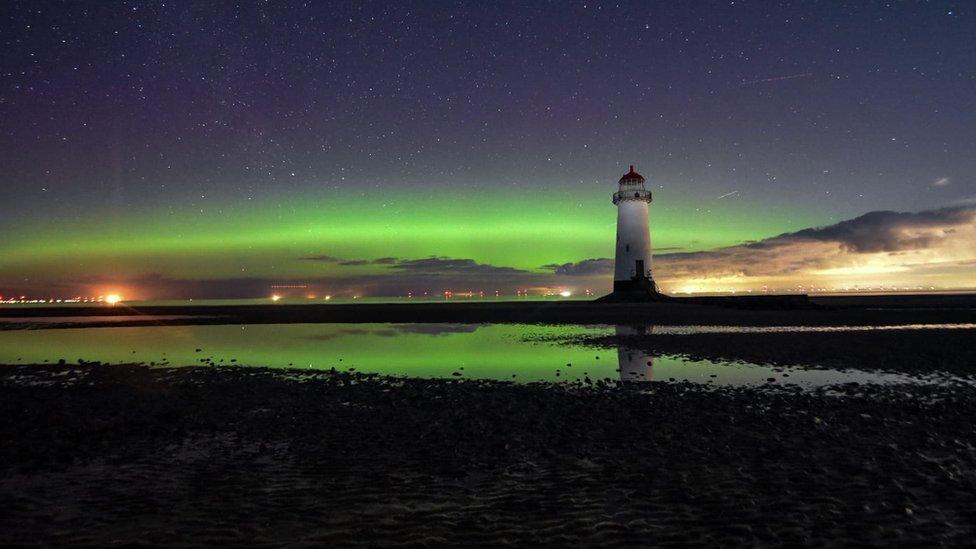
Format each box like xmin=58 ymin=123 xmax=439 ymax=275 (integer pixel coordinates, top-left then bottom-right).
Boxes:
xmin=618 ymin=165 xmax=645 ymax=184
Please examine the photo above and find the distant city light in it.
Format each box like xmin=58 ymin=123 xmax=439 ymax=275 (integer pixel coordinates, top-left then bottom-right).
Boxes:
xmin=0 ymin=284 xmax=967 ymax=308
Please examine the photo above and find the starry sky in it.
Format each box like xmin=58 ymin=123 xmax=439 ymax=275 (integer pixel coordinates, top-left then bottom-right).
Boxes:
xmin=1 ymin=1 xmax=974 ymax=300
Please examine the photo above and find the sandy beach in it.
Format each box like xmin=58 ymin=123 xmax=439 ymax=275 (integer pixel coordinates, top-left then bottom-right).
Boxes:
xmin=565 ymin=327 xmax=976 ymax=378
xmin=2 ymin=363 xmax=975 ymax=545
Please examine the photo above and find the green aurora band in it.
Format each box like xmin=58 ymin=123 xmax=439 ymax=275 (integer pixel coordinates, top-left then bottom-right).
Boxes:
xmin=1 ymin=185 xmax=822 ymax=294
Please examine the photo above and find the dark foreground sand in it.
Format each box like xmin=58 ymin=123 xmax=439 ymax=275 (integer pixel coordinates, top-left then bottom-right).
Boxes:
xmin=2 ymin=364 xmax=975 ymax=546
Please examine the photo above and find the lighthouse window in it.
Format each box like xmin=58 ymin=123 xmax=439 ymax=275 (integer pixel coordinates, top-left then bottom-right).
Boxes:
xmin=625 ymin=244 xmax=630 ymax=252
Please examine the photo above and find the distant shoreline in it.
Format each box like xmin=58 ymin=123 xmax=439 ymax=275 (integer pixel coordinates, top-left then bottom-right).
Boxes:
xmin=2 ymin=293 xmax=975 ymax=329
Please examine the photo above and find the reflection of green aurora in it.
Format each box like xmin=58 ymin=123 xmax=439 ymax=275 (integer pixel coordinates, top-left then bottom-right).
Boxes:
xmin=0 ymin=323 xmax=918 ymax=386
xmin=0 ymin=323 xmax=622 ymax=383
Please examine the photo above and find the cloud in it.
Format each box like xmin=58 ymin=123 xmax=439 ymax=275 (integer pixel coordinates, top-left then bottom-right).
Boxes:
xmin=12 ymin=269 xmax=538 ymax=301
xmin=339 ymin=257 xmax=400 ymax=267
xmin=655 ymin=205 xmax=976 ymax=289
xmin=19 ymin=257 xmax=538 ymax=299
xmin=783 ymin=207 xmax=975 ymax=253
xmin=299 ymin=255 xmax=396 ymax=266
xmin=299 ymin=255 xmax=534 ymax=276
xmin=932 ymin=177 xmax=950 ymax=187
xmin=544 ymin=258 xmax=613 ymax=276
xmin=300 ymin=254 xmax=533 ymax=276
xmin=388 ymin=257 xmax=532 ymax=276
xmin=300 ymin=255 xmax=342 ymax=262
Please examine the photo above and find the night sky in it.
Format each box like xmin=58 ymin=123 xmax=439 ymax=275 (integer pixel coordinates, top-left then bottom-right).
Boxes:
xmin=2 ymin=1 xmax=974 ymax=300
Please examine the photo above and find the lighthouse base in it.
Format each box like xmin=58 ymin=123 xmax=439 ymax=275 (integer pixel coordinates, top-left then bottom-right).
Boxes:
xmin=596 ymin=277 xmax=671 ymax=303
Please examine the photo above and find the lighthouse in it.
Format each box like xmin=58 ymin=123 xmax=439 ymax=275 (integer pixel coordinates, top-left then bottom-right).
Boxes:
xmin=599 ymin=165 xmax=666 ymax=301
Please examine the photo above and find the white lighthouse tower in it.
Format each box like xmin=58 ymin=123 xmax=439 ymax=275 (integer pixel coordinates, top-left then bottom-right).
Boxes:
xmin=600 ymin=165 xmax=664 ymax=301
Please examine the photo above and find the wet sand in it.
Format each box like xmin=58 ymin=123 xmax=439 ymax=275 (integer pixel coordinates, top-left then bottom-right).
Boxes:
xmin=2 ymin=364 xmax=975 ymax=545
xmin=568 ymin=328 xmax=976 ymax=378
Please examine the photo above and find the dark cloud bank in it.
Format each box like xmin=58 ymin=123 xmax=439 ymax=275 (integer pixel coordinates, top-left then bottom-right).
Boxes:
xmin=549 ymin=205 xmax=976 ymax=283
xmin=301 ymin=255 xmax=532 ymax=276
xmin=767 ymin=207 xmax=974 ymax=253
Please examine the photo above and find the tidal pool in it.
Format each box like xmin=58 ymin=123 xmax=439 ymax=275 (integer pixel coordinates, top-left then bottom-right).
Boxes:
xmin=0 ymin=323 xmax=936 ymax=387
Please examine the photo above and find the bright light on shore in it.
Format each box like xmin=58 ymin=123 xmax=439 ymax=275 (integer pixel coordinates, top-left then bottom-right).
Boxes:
xmin=559 ymin=290 xmax=572 ymax=297
xmin=271 ymin=294 xmax=282 ymax=302
xmin=105 ymin=294 xmax=122 ymax=305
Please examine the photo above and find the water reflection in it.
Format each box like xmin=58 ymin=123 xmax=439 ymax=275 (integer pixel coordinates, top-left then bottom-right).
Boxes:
xmin=637 ymin=323 xmax=976 ymax=334
xmin=616 ymin=325 xmax=654 ymax=383
xmin=0 ymin=322 xmax=946 ymax=387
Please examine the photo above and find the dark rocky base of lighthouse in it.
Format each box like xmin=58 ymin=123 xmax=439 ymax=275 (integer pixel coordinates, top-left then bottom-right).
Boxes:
xmin=596 ymin=277 xmax=673 ymax=302
xmin=2 ymin=363 xmax=975 ymax=545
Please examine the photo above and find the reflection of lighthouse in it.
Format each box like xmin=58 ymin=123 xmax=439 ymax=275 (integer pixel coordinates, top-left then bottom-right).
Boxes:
xmin=598 ymin=165 xmax=667 ymax=302
xmin=616 ymin=325 xmax=654 ymax=382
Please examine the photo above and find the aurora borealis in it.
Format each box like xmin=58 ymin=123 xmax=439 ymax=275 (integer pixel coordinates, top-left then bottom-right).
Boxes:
xmin=2 ymin=1 xmax=974 ymax=300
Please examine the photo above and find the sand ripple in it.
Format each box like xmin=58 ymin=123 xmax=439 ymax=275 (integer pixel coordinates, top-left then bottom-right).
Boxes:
xmin=2 ymin=364 xmax=975 ymax=545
